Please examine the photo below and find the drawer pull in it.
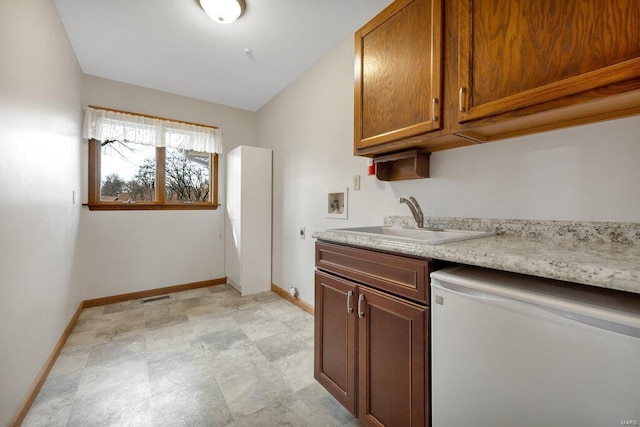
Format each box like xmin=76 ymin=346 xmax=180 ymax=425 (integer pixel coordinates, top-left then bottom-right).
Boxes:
xmin=358 ymin=293 xmax=365 ymax=318
xmin=347 ymin=290 xmax=353 ymax=313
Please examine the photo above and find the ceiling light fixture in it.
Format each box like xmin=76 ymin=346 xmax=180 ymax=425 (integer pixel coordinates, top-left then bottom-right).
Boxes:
xmin=200 ymin=0 xmax=246 ymax=24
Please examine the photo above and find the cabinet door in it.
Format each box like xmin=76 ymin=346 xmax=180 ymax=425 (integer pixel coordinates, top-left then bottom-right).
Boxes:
xmin=314 ymin=271 xmax=358 ymax=415
xmin=357 ymin=287 xmax=429 ymax=427
xmin=458 ymin=0 xmax=640 ymax=123
xmin=355 ymin=0 xmax=443 ymax=151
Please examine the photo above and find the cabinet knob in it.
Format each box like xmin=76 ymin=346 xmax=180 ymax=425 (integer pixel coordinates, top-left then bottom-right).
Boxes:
xmin=358 ymin=293 xmax=365 ymax=318
xmin=347 ymin=290 xmax=354 ymax=313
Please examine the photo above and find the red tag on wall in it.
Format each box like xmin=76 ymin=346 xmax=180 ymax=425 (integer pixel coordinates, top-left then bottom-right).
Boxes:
xmin=367 ymin=158 xmax=375 ymax=176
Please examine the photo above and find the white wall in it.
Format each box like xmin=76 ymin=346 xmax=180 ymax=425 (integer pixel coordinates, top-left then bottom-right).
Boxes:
xmin=256 ymin=36 xmax=640 ymax=306
xmin=0 ymin=0 xmax=84 ymax=424
xmin=78 ymin=76 xmax=258 ymax=299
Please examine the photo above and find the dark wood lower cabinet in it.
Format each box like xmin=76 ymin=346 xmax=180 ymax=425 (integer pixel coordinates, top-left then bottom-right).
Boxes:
xmin=314 ymin=271 xmax=357 ymax=414
xmin=314 ymin=242 xmax=431 ymax=427
xmin=358 ymin=287 xmax=429 ymax=427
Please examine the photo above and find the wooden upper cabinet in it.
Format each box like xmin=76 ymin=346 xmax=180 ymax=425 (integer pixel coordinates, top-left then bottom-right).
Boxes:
xmin=354 ymin=0 xmax=640 ymax=167
xmin=457 ymin=0 xmax=640 ymax=123
xmin=355 ymin=0 xmax=443 ymax=151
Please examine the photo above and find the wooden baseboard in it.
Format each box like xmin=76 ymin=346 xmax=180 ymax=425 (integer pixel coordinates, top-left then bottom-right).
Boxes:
xmin=8 ymin=301 xmax=85 ymax=427
xmin=271 ymin=283 xmax=314 ymax=315
xmin=83 ymin=277 xmax=227 ymax=308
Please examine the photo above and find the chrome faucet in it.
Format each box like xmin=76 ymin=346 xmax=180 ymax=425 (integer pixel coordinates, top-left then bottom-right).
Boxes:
xmin=400 ymin=197 xmax=424 ymax=228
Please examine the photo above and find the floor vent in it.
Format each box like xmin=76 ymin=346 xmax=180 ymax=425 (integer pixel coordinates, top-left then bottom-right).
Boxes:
xmin=140 ymin=295 xmax=172 ymax=304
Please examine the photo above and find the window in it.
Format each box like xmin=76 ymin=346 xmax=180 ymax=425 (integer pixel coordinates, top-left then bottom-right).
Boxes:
xmin=84 ymin=107 xmax=220 ymax=210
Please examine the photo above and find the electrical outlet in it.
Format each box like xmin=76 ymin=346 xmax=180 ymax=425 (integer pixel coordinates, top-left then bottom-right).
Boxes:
xmin=353 ymin=174 xmax=361 ymax=191
xmin=299 ymin=227 xmax=305 ymax=239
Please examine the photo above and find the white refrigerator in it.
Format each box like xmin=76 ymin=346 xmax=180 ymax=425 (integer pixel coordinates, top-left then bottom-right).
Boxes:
xmin=225 ymin=145 xmax=272 ymax=295
xmin=431 ymin=266 xmax=640 ymax=427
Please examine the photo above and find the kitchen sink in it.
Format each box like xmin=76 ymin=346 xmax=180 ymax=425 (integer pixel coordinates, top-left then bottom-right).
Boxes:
xmin=329 ymin=226 xmax=495 ymax=245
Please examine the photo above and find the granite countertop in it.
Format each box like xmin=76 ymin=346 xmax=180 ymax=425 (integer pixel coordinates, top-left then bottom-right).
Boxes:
xmin=313 ymin=216 xmax=640 ymax=295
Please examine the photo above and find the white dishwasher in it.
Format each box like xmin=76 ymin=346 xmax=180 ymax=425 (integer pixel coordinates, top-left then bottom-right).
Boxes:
xmin=430 ymin=266 xmax=640 ymax=427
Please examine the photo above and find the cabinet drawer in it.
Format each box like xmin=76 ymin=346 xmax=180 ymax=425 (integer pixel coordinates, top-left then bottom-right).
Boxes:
xmin=316 ymin=242 xmax=431 ymax=304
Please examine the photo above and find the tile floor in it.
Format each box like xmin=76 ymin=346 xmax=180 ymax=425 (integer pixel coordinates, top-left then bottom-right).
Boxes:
xmin=23 ymin=284 xmax=360 ymax=426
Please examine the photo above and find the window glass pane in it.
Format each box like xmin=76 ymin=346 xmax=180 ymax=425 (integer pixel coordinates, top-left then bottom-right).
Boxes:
xmin=100 ymin=140 xmax=156 ymax=202
xmin=165 ymin=147 xmax=210 ymax=203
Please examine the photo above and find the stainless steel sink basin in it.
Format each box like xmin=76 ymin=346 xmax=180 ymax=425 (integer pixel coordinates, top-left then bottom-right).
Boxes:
xmin=329 ymin=226 xmax=495 ymax=245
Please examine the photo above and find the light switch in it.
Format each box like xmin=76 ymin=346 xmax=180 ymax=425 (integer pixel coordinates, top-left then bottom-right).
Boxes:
xmin=353 ymin=175 xmax=361 ymax=191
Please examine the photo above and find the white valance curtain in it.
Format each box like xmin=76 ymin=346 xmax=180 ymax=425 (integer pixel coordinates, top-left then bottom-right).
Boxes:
xmin=82 ymin=107 xmax=222 ymax=154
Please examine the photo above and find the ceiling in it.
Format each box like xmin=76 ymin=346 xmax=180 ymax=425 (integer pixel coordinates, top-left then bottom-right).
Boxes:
xmin=54 ymin=0 xmax=394 ymax=112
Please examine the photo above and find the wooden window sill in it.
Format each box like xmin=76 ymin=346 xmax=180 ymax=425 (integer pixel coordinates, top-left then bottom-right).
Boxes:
xmin=84 ymin=203 xmax=219 ymax=211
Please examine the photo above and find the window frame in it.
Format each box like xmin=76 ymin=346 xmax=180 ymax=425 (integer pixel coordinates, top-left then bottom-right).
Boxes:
xmin=87 ymin=138 xmax=218 ymax=211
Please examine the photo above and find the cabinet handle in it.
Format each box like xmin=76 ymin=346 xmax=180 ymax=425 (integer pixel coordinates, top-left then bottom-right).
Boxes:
xmin=347 ymin=290 xmax=353 ymax=313
xmin=459 ymin=87 xmax=466 ymax=112
xmin=358 ymin=293 xmax=365 ymax=318
xmin=432 ymin=97 xmax=439 ymax=122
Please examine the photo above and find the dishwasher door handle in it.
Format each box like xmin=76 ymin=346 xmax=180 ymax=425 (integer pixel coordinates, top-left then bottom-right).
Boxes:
xmin=358 ymin=293 xmax=365 ymax=318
